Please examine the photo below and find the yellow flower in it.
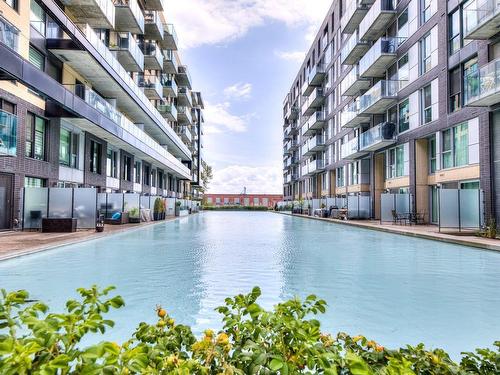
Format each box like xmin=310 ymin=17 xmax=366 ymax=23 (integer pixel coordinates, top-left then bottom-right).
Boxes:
xmin=216 ymin=332 xmax=229 ymax=345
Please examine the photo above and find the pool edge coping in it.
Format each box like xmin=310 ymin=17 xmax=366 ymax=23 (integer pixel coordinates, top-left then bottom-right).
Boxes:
xmin=0 ymin=216 xmax=181 ymax=262
xmin=276 ymin=212 xmax=500 ymax=253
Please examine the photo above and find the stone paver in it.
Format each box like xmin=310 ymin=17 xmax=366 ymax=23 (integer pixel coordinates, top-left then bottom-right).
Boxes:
xmin=282 ymin=213 xmax=500 ymax=252
xmin=0 ymin=217 xmax=177 ymax=261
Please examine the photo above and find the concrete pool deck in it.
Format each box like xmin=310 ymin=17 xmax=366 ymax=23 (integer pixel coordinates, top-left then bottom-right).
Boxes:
xmin=279 ymin=212 xmax=500 ymax=252
xmin=0 ymin=217 xmax=177 ymax=261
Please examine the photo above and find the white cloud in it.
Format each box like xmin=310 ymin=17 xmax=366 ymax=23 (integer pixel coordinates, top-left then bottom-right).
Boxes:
xmin=274 ymin=50 xmax=305 ymax=62
xmin=203 ymin=101 xmax=248 ymax=134
xmin=223 ymin=82 xmax=252 ymax=100
xmin=166 ymin=0 xmax=332 ymax=48
xmin=208 ymin=164 xmax=283 ymax=194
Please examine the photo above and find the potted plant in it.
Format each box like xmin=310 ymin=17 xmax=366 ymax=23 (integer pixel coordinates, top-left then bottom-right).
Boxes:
xmin=128 ymin=207 xmax=140 ymax=223
xmin=175 ymin=201 xmax=181 ymax=217
xmin=160 ymin=199 xmax=166 ymax=220
xmin=153 ymin=198 xmax=162 ymax=221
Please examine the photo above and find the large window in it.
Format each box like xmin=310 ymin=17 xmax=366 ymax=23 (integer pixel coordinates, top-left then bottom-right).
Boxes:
xmin=29 ymin=45 xmax=44 ymax=71
xmin=30 ymin=0 xmax=46 ymax=36
xmin=420 ymin=33 xmax=432 ymax=74
xmin=421 ymin=84 xmax=432 ymax=124
xmin=123 ymin=155 xmax=132 ymax=181
xmin=449 ymin=10 xmax=460 ymax=55
xmin=387 ymin=145 xmax=405 ymax=179
xmin=143 ymin=165 xmax=150 ymax=186
xmin=107 ymin=149 xmax=118 ymax=178
xmin=25 ymin=176 xmax=45 ymax=187
xmin=421 ymin=0 xmax=432 ymax=24
xmin=89 ymin=140 xmax=102 ymax=174
xmin=336 ymin=167 xmax=345 ymax=187
xmin=442 ymin=122 xmax=468 ymax=169
xmin=134 ymin=161 xmax=141 ymax=183
xmin=4 ymin=0 xmax=18 ymax=10
xmin=398 ymin=98 xmax=410 ymax=133
xmin=25 ymin=113 xmax=46 ymax=160
xmin=449 ymin=67 xmax=461 ymax=112
xmin=59 ymin=128 xmax=79 ymax=168
xmin=350 ymin=162 xmax=359 ymax=185
xmin=428 ymin=136 xmax=436 ymax=173
xmin=397 ymin=8 xmax=409 ymax=38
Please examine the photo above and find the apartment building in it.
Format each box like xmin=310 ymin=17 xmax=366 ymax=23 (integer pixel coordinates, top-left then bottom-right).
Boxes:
xmin=205 ymin=194 xmax=283 ymax=208
xmin=282 ymin=0 xmax=500 ymax=225
xmin=0 ymin=0 xmax=204 ymax=230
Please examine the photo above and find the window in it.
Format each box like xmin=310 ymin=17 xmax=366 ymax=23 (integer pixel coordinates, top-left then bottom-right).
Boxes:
xmin=107 ymin=149 xmax=118 ymax=178
xmin=421 ymin=0 xmax=432 ymax=24
xmin=420 ymin=33 xmax=432 ymax=74
xmin=387 ymin=145 xmax=405 ymax=179
xmin=134 ymin=161 xmax=141 ymax=183
xmin=397 ymin=9 xmax=409 ymax=38
xmin=463 ymin=57 xmax=478 ymax=105
xmin=157 ymin=171 xmax=164 ymax=188
xmin=0 ymin=17 xmax=19 ymax=51
xmin=4 ymin=0 xmax=18 ymax=10
xmin=449 ymin=10 xmax=460 ymax=55
xmin=460 ymin=180 xmax=479 ymax=189
xmin=25 ymin=113 xmax=46 ymax=160
xmin=0 ymin=99 xmax=15 ymax=114
xmin=428 ymin=136 xmax=436 ymax=173
xmin=151 ymin=170 xmax=156 ymax=187
xmin=442 ymin=123 xmax=469 ymax=169
xmin=123 ymin=155 xmax=132 ymax=181
xmin=30 ymin=0 xmax=46 ymax=36
xmin=89 ymin=140 xmax=102 ymax=174
xmin=421 ymin=84 xmax=432 ymax=124
xmin=25 ymin=176 xmax=45 ymax=187
xmin=398 ymin=54 xmax=409 ymax=87
xmin=350 ymin=162 xmax=359 ymax=185
xmin=449 ymin=67 xmax=461 ymax=112
xmin=336 ymin=167 xmax=345 ymax=187
xmin=59 ymin=128 xmax=79 ymax=168
xmin=398 ymin=98 xmax=410 ymax=133
xmin=143 ymin=165 xmax=150 ymax=186
xmin=29 ymin=46 xmax=44 ymax=71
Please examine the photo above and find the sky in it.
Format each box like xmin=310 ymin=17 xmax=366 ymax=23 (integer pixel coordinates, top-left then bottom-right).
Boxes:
xmin=167 ymin=0 xmax=333 ymax=194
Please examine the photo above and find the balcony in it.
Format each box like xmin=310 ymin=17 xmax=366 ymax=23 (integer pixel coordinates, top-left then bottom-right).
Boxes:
xmin=284 ymin=125 xmax=293 ymax=139
xmin=308 ymin=64 xmax=326 ymax=86
xmin=161 ymin=76 xmax=178 ymax=98
xmin=137 ymin=74 xmax=162 ymax=100
xmin=62 ymin=0 xmax=115 ymax=28
xmin=113 ymin=0 xmax=144 ymax=34
xmin=303 ymin=159 xmax=325 ymax=176
xmin=464 ymin=58 xmax=500 ymax=106
xmin=359 ymin=37 xmax=404 ymax=78
xmin=163 ymin=49 xmax=178 ymax=74
xmin=162 ymin=23 xmax=178 ymax=51
xmin=177 ymin=106 xmax=193 ymax=125
xmin=340 ymin=100 xmax=370 ymax=128
xmin=341 ymin=31 xmax=370 ymax=65
xmin=302 ymin=88 xmax=325 ymax=116
xmin=178 ymin=86 xmax=193 ymax=107
xmin=143 ymin=0 xmax=165 ymax=11
xmin=464 ymin=0 xmax=500 ymax=40
xmin=359 ymin=122 xmax=396 ymax=151
xmin=144 ymin=10 xmax=164 ymax=40
xmin=157 ymin=103 xmax=177 ymax=122
xmin=358 ymin=80 xmax=398 ymax=114
xmin=359 ymin=0 xmax=396 ymax=41
xmin=341 ymin=137 xmax=367 ymax=160
xmin=301 ymin=80 xmax=314 ymax=97
xmin=303 ymin=135 xmax=325 ymax=157
xmin=303 ymin=111 xmax=326 ymax=136
xmin=340 ymin=65 xmax=370 ymax=96
xmin=0 ymin=110 xmax=17 ymax=156
xmin=109 ymin=32 xmax=144 ymax=72
xmin=341 ymin=0 xmax=370 ymax=35
xmin=177 ymin=65 xmax=192 ymax=89
xmin=178 ymin=127 xmax=192 ymax=144
xmin=285 ymin=105 xmax=299 ymax=120
xmin=141 ymin=41 xmax=163 ymax=70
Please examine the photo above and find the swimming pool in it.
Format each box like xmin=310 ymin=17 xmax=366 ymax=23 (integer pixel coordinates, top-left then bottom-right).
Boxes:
xmin=0 ymin=211 xmax=499 ymax=357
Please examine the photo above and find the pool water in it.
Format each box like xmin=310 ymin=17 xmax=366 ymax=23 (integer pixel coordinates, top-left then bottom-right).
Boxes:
xmin=1 ymin=211 xmax=499 ymax=358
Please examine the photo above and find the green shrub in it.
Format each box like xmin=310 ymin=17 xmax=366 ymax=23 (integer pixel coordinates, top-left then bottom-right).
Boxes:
xmin=0 ymin=286 xmax=498 ymax=374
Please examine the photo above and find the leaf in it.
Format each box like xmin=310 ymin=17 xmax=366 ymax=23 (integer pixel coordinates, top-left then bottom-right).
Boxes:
xmin=346 ymin=352 xmax=374 ymax=375
xmin=269 ymin=358 xmax=284 ymax=371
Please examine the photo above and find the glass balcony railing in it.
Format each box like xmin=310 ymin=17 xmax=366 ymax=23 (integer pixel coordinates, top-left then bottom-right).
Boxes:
xmin=463 ymin=0 xmax=500 ymax=39
xmin=359 ymin=37 xmax=405 ymax=76
xmin=341 ymin=0 xmax=370 ymax=34
xmin=65 ymin=84 xmax=188 ymax=175
xmin=113 ymin=0 xmax=145 ymax=33
xmin=178 ymin=65 xmax=193 ymax=86
xmin=341 ymin=31 xmax=370 ymax=65
xmin=0 ymin=18 xmax=19 ymax=52
xmin=464 ymin=58 xmax=500 ymax=106
xmin=341 ymin=137 xmax=361 ymax=159
xmin=96 ymin=0 xmax=116 ymax=27
xmin=164 ymin=49 xmax=179 ymax=71
xmin=308 ymin=63 xmax=326 ymax=86
xmin=359 ymin=122 xmax=397 ymax=151
xmin=136 ymin=74 xmax=162 ymax=98
xmin=0 ymin=110 xmax=17 ymax=156
xmin=165 ymin=23 xmax=178 ymax=46
xmin=177 ymin=106 xmax=193 ymax=124
xmin=161 ymin=75 xmax=178 ymax=96
xmin=358 ymin=80 xmax=399 ymax=114
xmin=157 ymin=103 xmax=177 ymax=119
xmin=144 ymin=10 xmax=164 ymax=36
xmin=109 ymin=32 xmax=144 ymax=70
xmin=178 ymin=86 xmax=193 ymax=107
xmin=140 ymin=41 xmax=163 ymax=67
xmin=359 ymin=0 xmax=396 ymax=40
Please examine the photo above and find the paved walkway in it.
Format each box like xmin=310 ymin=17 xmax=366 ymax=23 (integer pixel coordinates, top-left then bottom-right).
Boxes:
xmin=0 ymin=217 xmax=177 ymax=261
xmin=281 ymin=213 xmax=500 ymax=252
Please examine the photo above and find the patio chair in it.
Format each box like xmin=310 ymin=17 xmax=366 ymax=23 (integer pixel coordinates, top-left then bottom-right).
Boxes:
xmin=391 ymin=210 xmax=408 ymax=225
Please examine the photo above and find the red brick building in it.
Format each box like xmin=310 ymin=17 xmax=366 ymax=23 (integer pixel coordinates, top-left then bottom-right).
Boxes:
xmin=204 ymin=194 xmax=282 ymax=208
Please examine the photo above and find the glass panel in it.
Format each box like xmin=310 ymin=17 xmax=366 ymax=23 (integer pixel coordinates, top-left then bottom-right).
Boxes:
xmin=454 ymin=122 xmax=468 ymax=166
xmin=124 ymin=193 xmax=140 ymax=217
xmin=398 ymin=99 xmax=409 ymax=132
xmin=23 ymin=187 xmax=48 ymax=229
xmin=347 ymin=195 xmax=359 ymax=219
xmin=380 ymin=193 xmax=395 ymax=222
xmin=140 ymin=195 xmax=150 ymax=209
xmin=105 ymin=193 xmax=124 ymax=219
xmin=73 ymin=188 xmax=97 ymax=228
xmin=439 ymin=189 xmax=459 ymax=228
xmin=395 ymin=193 xmax=411 ymax=215
xmin=460 ymin=189 xmax=480 ymax=228
xmin=59 ymin=128 xmax=70 ymax=165
xmin=48 ymin=188 xmax=72 ymax=218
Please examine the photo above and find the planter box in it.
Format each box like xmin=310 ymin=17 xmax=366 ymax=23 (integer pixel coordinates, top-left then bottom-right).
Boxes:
xmin=104 ymin=212 xmax=129 ymax=225
xmin=42 ymin=218 xmax=77 ymax=233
